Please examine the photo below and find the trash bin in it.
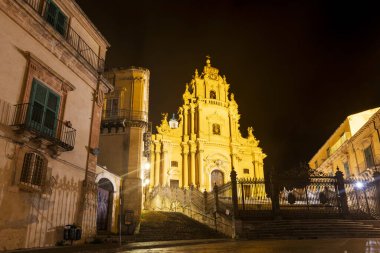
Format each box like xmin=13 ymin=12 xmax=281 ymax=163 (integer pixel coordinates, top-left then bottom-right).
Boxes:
xmin=63 ymin=225 xmax=82 ymax=243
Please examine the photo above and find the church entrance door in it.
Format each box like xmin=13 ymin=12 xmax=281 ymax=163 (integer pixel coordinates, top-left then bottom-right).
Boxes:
xmin=97 ymin=178 xmax=114 ymax=231
xmin=211 ymin=170 xmax=224 ymax=187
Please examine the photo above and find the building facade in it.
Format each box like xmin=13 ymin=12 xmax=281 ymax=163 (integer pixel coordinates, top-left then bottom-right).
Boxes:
xmin=98 ymin=67 xmax=150 ymax=233
xmin=150 ymin=58 xmax=266 ymax=191
xmin=309 ymin=108 xmax=380 ymax=179
xmin=0 ymin=0 xmax=111 ymax=249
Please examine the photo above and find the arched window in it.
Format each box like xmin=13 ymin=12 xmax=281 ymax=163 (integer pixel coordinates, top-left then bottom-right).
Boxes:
xmin=20 ymin=152 xmax=46 ymax=187
xmin=210 ymin=90 xmax=216 ymax=99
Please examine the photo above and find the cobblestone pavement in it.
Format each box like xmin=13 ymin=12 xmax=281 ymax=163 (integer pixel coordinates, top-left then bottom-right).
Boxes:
xmin=122 ymin=238 xmax=380 ymax=253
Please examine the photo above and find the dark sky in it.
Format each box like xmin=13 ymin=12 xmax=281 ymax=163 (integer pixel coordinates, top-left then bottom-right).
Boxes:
xmin=76 ymin=0 xmax=380 ymax=172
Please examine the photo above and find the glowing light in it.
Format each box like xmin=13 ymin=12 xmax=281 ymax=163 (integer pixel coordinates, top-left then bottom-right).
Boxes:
xmin=143 ymin=178 xmax=150 ymax=187
xmin=144 ymin=162 xmax=151 ymax=170
xmin=355 ymin=181 xmax=364 ymax=189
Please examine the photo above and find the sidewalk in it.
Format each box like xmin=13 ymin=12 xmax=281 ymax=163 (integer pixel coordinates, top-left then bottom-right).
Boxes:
xmin=7 ymin=239 xmax=229 ymax=253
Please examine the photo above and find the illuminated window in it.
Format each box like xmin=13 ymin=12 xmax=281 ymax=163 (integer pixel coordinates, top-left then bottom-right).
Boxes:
xmin=243 ymin=169 xmax=249 ymax=174
xmin=364 ymin=146 xmax=374 ymax=168
xmin=343 ymin=162 xmax=350 ymax=177
xmin=20 ymin=152 xmax=46 ymax=188
xmin=210 ymin=90 xmax=216 ymax=99
xmin=171 ymin=161 xmax=178 ymax=167
xmin=212 ymin=123 xmax=220 ymax=135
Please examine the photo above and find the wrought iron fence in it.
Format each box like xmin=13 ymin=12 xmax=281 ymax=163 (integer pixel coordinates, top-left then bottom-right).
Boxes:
xmin=344 ymin=179 xmax=380 ymax=219
xmin=217 ymin=181 xmax=233 ymax=213
xmin=278 ymin=177 xmax=341 ymax=218
xmin=11 ymin=103 xmax=76 ymax=150
xmin=23 ymin=0 xmax=105 ymax=72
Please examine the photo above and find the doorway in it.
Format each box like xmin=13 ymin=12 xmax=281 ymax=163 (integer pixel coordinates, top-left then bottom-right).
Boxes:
xmin=97 ymin=178 xmax=114 ymax=231
xmin=211 ymin=170 xmax=224 ymax=188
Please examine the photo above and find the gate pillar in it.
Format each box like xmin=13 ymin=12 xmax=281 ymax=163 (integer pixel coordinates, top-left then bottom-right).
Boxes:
xmin=335 ymin=168 xmax=349 ymax=217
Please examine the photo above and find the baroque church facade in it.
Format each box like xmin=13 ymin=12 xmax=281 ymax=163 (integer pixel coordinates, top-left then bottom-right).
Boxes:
xmin=150 ymin=58 xmax=266 ymax=191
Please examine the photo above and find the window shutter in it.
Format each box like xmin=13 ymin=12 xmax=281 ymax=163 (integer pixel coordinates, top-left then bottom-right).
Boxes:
xmin=44 ymin=91 xmax=60 ymax=134
xmin=56 ymin=10 xmax=68 ymax=36
xmin=45 ymin=1 xmax=58 ymax=27
xmin=44 ymin=0 xmax=68 ymax=36
xmin=29 ymin=79 xmax=61 ymax=136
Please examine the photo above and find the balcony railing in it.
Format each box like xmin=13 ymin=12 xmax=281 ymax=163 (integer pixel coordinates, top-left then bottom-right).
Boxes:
xmin=102 ymin=109 xmax=148 ymax=122
xmin=11 ymin=103 xmax=76 ymax=151
xmin=23 ymin=0 xmax=105 ymax=72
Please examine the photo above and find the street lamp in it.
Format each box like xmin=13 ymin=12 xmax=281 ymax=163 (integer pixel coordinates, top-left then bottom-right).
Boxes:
xmin=355 ymin=181 xmax=364 ymax=189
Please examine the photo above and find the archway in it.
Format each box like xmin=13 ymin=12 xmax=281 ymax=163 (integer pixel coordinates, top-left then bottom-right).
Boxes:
xmin=210 ymin=170 xmax=224 ymax=188
xmin=97 ymin=178 xmax=114 ymax=231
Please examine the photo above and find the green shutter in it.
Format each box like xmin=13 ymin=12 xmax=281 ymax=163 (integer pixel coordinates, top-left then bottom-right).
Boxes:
xmin=56 ymin=11 xmax=68 ymax=36
xmin=45 ymin=0 xmax=67 ymax=36
xmin=29 ymin=79 xmax=60 ymax=137
xmin=45 ymin=0 xmax=58 ymax=27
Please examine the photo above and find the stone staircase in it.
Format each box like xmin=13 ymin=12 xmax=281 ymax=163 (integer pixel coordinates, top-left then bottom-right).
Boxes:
xmin=97 ymin=211 xmax=225 ymax=243
xmin=135 ymin=211 xmax=225 ymax=241
xmin=242 ymin=219 xmax=380 ymax=240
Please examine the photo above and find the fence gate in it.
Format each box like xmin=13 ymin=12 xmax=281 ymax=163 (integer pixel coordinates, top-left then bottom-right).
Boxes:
xmin=344 ymin=179 xmax=380 ymax=219
xmin=278 ymin=177 xmax=341 ymax=219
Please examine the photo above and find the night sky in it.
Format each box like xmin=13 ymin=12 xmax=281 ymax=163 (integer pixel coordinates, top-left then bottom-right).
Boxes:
xmin=76 ymin=0 xmax=380 ymax=173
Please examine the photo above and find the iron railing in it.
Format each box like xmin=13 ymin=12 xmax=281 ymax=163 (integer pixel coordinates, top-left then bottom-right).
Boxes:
xmin=23 ymin=0 xmax=105 ymax=72
xmin=11 ymin=103 xmax=76 ymax=151
xmin=344 ymin=179 xmax=380 ymax=219
xmin=102 ymin=109 xmax=148 ymax=122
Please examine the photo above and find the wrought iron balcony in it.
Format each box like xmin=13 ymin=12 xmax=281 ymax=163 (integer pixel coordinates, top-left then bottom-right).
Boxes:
xmin=11 ymin=103 xmax=76 ymax=151
xmin=101 ymin=109 xmax=149 ymax=131
xmin=23 ymin=0 xmax=105 ymax=72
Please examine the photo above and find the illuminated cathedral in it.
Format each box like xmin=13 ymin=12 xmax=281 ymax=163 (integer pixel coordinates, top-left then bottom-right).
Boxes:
xmin=149 ymin=57 xmax=266 ymax=191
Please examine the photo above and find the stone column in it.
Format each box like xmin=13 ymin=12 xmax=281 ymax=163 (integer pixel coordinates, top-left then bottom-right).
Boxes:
xmin=183 ymin=105 xmax=189 ymax=139
xmin=162 ymin=143 xmax=169 ymax=186
xmin=197 ymin=139 xmax=205 ymax=190
xmin=182 ymin=143 xmax=189 ymax=188
xmin=231 ymin=150 xmax=238 ymax=171
xmin=190 ymin=142 xmax=196 ymax=187
xmin=197 ymin=104 xmax=202 ymax=139
xmin=190 ymin=103 xmax=195 ymax=140
xmin=149 ymin=145 xmax=155 ymax=189
xmin=198 ymin=150 xmax=205 ymax=190
xmin=154 ymin=142 xmax=161 ymax=186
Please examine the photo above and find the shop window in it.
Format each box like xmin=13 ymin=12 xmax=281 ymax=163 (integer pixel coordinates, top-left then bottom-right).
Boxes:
xmin=171 ymin=161 xmax=178 ymax=167
xmin=243 ymin=169 xmax=249 ymax=174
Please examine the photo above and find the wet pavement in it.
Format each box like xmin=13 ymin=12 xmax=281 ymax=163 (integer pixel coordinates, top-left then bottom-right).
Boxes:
xmin=9 ymin=238 xmax=380 ymax=253
xmin=122 ymin=239 xmax=380 ymax=253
